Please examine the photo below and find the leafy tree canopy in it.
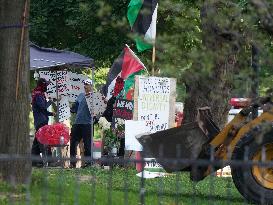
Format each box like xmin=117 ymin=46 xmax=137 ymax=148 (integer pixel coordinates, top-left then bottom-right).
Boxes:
xmin=29 ymin=0 xmax=272 ymax=102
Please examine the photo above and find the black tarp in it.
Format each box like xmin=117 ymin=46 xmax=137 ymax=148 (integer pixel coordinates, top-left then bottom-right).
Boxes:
xmin=30 ymin=43 xmax=94 ymax=70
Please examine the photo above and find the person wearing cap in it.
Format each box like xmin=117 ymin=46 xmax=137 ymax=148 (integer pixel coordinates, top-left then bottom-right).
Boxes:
xmin=31 ymin=78 xmax=55 ymax=167
xmin=70 ymin=78 xmax=93 ymax=168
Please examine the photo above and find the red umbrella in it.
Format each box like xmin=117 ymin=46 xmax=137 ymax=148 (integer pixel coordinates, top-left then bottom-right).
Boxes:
xmin=36 ymin=123 xmax=70 ymax=146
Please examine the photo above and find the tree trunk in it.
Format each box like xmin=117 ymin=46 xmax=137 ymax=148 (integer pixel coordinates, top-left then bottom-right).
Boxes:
xmin=183 ymin=0 xmax=241 ymax=129
xmin=0 ymin=0 xmax=31 ymax=183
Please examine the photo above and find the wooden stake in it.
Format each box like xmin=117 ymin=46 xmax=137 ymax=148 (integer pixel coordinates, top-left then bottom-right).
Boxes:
xmin=16 ymin=0 xmax=28 ymax=100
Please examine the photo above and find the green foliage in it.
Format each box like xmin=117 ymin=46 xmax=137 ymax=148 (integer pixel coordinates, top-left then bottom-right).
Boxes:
xmin=155 ymin=0 xmax=272 ymax=99
xmin=30 ymin=0 xmax=131 ymax=67
xmin=29 ymin=0 xmax=273 ymax=102
xmin=82 ymin=67 xmax=109 ymax=91
xmin=156 ymin=1 xmax=202 ymax=101
xmin=103 ymin=129 xmax=120 ymax=151
xmin=98 ymin=117 xmax=120 ymax=151
xmin=93 ymin=124 xmax=102 ymax=140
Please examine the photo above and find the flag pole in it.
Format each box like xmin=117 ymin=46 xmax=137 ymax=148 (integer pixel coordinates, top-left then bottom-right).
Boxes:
xmin=152 ymin=45 xmax=156 ymax=76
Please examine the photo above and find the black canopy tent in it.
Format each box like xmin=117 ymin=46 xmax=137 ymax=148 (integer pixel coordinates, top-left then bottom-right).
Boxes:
xmin=30 ymin=43 xmax=94 ymax=69
xmin=29 ymin=43 xmax=95 ymax=145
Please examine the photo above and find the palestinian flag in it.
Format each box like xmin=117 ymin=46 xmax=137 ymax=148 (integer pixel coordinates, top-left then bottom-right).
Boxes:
xmin=102 ymin=46 xmax=146 ymax=99
xmin=127 ymin=0 xmax=158 ymax=52
xmin=124 ymin=69 xmax=146 ymax=100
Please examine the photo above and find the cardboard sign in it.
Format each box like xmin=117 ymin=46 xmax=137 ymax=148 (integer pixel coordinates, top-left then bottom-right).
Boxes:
xmin=133 ymin=76 xmax=176 ymax=173
xmin=136 ymin=76 xmax=174 ymax=133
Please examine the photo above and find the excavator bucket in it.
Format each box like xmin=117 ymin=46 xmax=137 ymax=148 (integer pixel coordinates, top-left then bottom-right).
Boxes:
xmin=137 ymin=107 xmax=220 ymax=172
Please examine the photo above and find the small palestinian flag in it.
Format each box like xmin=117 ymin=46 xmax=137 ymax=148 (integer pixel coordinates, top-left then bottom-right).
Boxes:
xmin=127 ymin=0 xmax=158 ymax=52
xmin=102 ymin=46 xmax=146 ymax=99
xmin=124 ymin=69 xmax=146 ymax=100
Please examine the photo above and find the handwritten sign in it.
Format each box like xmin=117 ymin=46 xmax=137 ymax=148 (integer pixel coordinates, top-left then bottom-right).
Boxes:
xmin=139 ymin=77 xmax=170 ymax=95
xmin=85 ymin=92 xmax=107 ymax=117
xmin=113 ymin=99 xmax=134 ymax=128
xmin=132 ymin=76 xmax=176 ymax=174
xmin=137 ymin=76 xmax=171 ymax=133
xmin=69 ymin=72 xmax=88 ymax=102
xmin=58 ymin=96 xmax=71 ymax=122
xmin=39 ymin=71 xmax=70 ymax=98
xmin=113 ymin=99 xmax=134 ymax=120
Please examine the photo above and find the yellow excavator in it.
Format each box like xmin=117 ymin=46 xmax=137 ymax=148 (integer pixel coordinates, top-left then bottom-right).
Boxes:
xmin=138 ymin=96 xmax=273 ymax=204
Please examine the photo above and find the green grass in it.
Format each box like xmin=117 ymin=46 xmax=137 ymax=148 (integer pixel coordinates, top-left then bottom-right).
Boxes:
xmin=0 ymin=167 xmax=247 ymax=205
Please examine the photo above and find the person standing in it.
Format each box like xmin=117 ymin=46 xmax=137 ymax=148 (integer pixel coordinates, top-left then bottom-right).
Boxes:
xmin=31 ymin=78 xmax=55 ymax=166
xmin=70 ymin=79 xmax=93 ymax=168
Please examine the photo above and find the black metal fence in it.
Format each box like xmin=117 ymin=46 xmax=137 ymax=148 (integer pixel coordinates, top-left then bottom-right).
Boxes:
xmin=0 ymin=145 xmax=273 ymax=205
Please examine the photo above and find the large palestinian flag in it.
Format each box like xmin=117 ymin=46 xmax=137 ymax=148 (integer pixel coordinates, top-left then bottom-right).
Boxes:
xmin=102 ymin=46 xmax=146 ymax=99
xmin=127 ymin=0 xmax=158 ymax=52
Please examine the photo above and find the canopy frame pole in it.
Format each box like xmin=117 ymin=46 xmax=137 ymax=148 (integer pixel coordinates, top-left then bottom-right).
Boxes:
xmin=55 ymin=70 xmax=59 ymax=122
xmin=90 ymin=64 xmax=95 ymax=161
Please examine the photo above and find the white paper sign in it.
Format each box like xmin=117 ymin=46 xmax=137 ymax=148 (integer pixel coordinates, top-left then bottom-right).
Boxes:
xmin=58 ymin=96 xmax=71 ymax=122
xmin=69 ymin=72 xmax=88 ymax=102
xmin=39 ymin=71 xmax=70 ymax=98
xmin=85 ymin=92 xmax=107 ymax=117
xmin=138 ymin=76 xmax=171 ymax=133
xmin=125 ymin=120 xmax=150 ymax=151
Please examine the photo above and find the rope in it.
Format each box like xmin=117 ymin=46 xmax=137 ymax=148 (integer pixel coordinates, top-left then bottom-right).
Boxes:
xmin=15 ymin=0 xmax=28 ymax=100
xmin=0 ymin=24 xmax=29 ymax=30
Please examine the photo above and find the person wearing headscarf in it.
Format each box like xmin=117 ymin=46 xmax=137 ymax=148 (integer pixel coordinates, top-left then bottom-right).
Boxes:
xmin=31 ymin=78 xmax=55 ymax=167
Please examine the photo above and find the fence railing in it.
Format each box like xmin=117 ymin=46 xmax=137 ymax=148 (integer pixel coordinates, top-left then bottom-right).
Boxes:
xmin=0 ymin=149 xmax=272 ymax=205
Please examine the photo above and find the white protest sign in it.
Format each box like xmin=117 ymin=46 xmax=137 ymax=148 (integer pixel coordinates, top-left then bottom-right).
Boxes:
xmin=85 ymin=92 xmax=107 ymax=117
xmin=58 ymin=96 xmax=71 ymax=122
xmin=138 ymin=76 xmax=171 ymax=133
xmin=133 ymin=76 xmax=176 ymax=174
xmin=69 ymin=72 xmax=88 ymax=102
xmin=125 ymin=120 xmax=149 ymax=151
xmin=39 ymin=71 xmax=70 ymax=98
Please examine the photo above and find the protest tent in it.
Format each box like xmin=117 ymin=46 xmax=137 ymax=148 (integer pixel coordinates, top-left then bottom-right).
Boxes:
xmin=29 ymin=43 xmax=95 ymax=124
xmin=29 ymin=43 xmax=94 ymax=70
xmin=29 ymin=43 xmax=98 ymax=165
